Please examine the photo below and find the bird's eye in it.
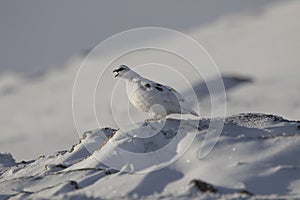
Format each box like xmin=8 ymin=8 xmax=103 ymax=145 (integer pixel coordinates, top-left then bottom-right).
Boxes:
xmin=118 ymin=67 xmax=125 ymax=71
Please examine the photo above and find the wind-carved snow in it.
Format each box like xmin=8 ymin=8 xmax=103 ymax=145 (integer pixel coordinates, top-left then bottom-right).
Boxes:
xmin=0 ymin=113 xmax=300 ymax=199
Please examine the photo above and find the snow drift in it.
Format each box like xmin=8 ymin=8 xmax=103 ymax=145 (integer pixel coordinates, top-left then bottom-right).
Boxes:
xmin=1 ymin=113 xmax=300 ymax=199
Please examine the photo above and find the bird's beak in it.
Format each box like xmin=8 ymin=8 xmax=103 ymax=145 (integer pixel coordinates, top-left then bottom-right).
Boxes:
xmin=113 ymin=69 xmax=119 ymax=78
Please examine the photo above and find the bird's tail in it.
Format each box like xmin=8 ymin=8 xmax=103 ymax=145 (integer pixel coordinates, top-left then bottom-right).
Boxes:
xmin=189 ymin=109 xmax=199 ymax=117
xmin=181 ymin=105 xmax=199 ymax=117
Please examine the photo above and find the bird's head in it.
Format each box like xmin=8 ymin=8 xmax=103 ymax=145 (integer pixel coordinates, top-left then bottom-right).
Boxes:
xmin=113 ymin=65 xmax=136 ymax=79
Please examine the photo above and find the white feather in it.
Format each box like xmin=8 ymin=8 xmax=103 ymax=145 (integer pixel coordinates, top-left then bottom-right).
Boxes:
xmin=113 ymin=65 xmax=199 ymax=119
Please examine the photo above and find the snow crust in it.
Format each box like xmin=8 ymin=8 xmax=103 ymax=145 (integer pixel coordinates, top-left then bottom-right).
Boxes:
xmin=1 ymin=113 xmax=300 ymax=199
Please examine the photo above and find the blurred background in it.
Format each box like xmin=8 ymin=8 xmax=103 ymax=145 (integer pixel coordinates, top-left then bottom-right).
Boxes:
xmin=0 ymin=0 xmax=299 ymax=161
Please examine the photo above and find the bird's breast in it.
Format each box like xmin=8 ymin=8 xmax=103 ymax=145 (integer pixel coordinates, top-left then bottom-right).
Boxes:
xmin=126 ymin=81 xmax=151 ymax=112
xmin=128 ymin=87 xmax=152 ymax=112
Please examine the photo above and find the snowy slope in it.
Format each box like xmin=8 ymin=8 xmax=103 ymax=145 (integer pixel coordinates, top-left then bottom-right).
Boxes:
xmin=189 ymin=0 xmax=300 ymax=120
xmin=1 ymin=113 xmax=300 ymax=200
xmin=0 ymin=0 xmax=299 ymax=161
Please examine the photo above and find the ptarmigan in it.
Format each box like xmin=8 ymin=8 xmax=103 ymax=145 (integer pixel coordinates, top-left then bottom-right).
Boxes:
xmin=113 ymin=65 xmax=199 ymax=119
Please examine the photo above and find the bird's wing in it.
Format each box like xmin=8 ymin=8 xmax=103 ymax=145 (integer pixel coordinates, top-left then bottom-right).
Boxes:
xmin=139 ymin=78 xmax=199 ymax=116
xmin=140 ymin=78 xmax=186 ymax=104
xmin=164 ymin=85 xmax=185 ymax=102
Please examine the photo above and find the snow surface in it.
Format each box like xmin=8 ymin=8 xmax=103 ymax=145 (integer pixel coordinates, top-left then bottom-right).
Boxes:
xmin=0 ymin=1 xmax=300 ymax=199
xmin=0 ymin=0 xmax=299 ymax=161
xmin=0 ymin=113 xmax=300 ymax=199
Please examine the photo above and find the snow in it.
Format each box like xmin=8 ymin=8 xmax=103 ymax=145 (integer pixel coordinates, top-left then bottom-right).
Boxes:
xmin=0 ymin=114 xmax=300 ymax=199
xmin=0 ymin=0 xmax=300 ymax=199
xmin=0 ymin=154 xmax=16 ymax=171
xmin=0 ymin=1 xmax=299 ymax=161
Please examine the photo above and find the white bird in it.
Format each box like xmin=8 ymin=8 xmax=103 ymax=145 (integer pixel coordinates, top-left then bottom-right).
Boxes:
xmin=113 ymin=65 xmax=199 ymax=120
